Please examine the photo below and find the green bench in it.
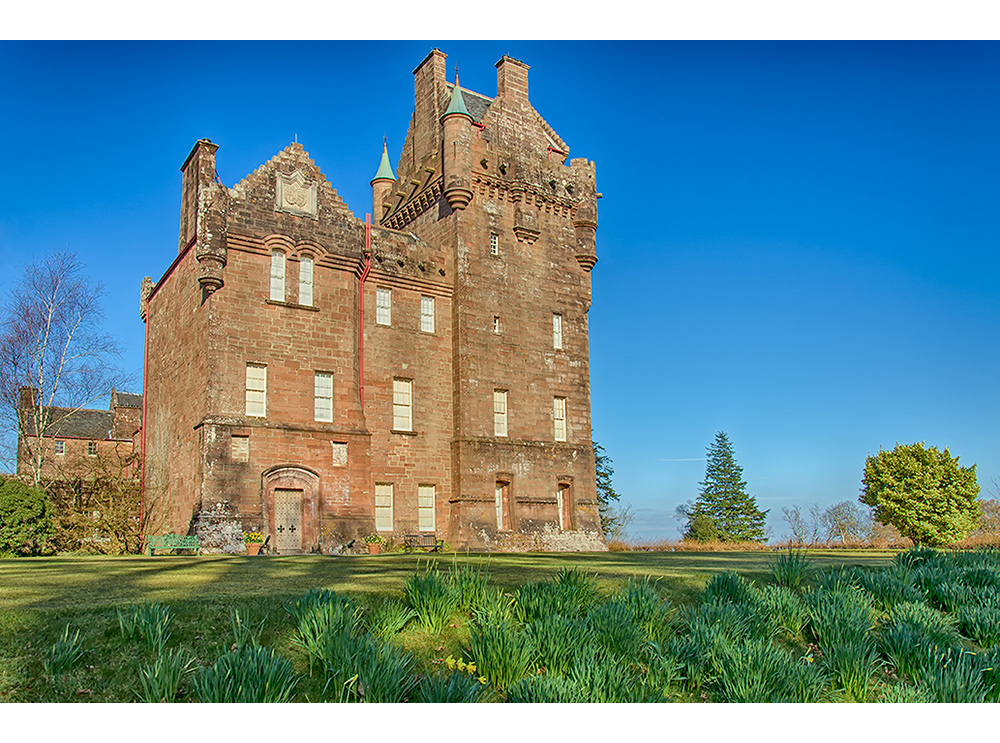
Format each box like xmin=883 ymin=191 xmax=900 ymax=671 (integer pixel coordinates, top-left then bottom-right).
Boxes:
xmin=403 ymin=534 xmax=444 ymax=554
xmin=146 ymin=534 xmax=200 ymax=555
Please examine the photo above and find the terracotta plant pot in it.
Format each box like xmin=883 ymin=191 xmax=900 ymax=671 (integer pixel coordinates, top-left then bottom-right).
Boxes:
xmin=367 ymin=543 xmax=381 ymax=555
xmin=246 ymin=543 xmax=261 ymax=556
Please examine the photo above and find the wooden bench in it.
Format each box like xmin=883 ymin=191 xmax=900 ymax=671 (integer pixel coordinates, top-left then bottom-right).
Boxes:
xmin=403 ymin=534 xmax=444 ymax=554
xmin=146 ymin=534 xmax=200 ymax=555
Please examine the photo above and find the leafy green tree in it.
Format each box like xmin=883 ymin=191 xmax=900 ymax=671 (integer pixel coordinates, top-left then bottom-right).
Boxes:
xmin=0 ymin=479 xmax=55 ymax=555
xmin=685 ymin=431 xmax=768 ymax=542
xmin=594 ymin=442 xmax=623 ymax=539
xmin=861 ymin=442 xmax=980 ymax=547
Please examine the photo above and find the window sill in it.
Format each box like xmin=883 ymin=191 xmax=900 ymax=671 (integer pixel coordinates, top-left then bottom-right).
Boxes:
xmin=265 ymin=299 xmax=319 ymax=312
xmin=391 ymin=429 xmax=418 ymax=437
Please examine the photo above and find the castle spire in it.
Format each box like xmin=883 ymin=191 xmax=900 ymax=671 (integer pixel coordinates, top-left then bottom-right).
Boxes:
xmin=370 ymin=138 xmax=397 ymax=223
xmin=371 ymin=137 xmax=397 ymax=183
xmin=442 ymin=71 xmax=472 ymax=121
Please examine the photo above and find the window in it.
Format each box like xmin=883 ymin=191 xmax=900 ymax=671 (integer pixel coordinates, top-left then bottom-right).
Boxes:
xmin=314 ymin=372 xmax=333 ymax=422
xmin=495 ymin=481 xmax=510 ymax=530
xmin=553 ymin=313 xmax=563 ymax=350
xmin=299 ymin=255 xmax=314 ymax=306
xmin=420 ymin=295 xmax=435 ymax=333
xmin=490 ymin=233 xmax=499 ymax=255
xmin=554 ymin=397 xmax=567 ymax=441
xmin=231 ymin=436 xmax=249 ymax=463
xmin=246 ymin=363 xmax=267 ymax=418
xmin=393 ymin=378 xmax=412 ymax=431
xmin=418 ymin=485 xmax=436 ymax=532
xmin=270 ymin=251 xmax=286 ymax=301
xmin=493 ymin=316 xmax=501 ymax=334
xmin=54 ymin=440 xmax=65 ymax=455
xmin=375 ymin=483 xmax=393 ymax=531
xmin=87 ymin=441 xmax=98 ymax=457
xmin=493 ymin=389 xmax=508 ymax=437
xmin=376 ymin=287 xmax=391 ymax=326
xmin=557 ymin=483 xmax=573 ymax=531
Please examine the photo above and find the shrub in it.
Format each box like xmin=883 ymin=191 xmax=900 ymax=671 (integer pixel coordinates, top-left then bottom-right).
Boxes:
xmin=229 ymin=607 xmax=265 ymax=649
xmin=353 ymin=639 xmax=418 ymax=703
xmin=506 ymin=672 xmax=584 ymax=703
xmin=192 ymin=646 xmax=299 ymax=703
xmin=137 ymin=648 xmax=195 ymax=702
xmin=0 ymin=480 xmax=55 ymax=555
xmin=823 ymin=639 xmax=882 ymax=702
xmin=769 ymin=549 xmax=814 ymax=589
xmin=404 ymin=566 xmax=459 ymax=633
xmin=585 ymin=600 xmax=649 ymax=659
xmin=44 ymin=624 xmax=84 ymax=676
xmin=759 ymin=585 xmax=809 ymax=638
xmin=363 ymin=597 xmax=415 ymax=640
xmin=914 ymin=647 xmax=991 ymax=703
xmin=448 ymin=557 xmax=493 ymax=612
xmin=956 ymin=604 xmax=1000 ymax=648
xmin=713 ymin=638 xmax=828 ymax=703
xmin=804 ymin=587 xmax=877 ymax=648
xmin=118 ymin=601 xmax=172 ymax=653
xmin=855 ymin=569 xmax=924 ymax=611
xmin=468 ymin=620 xmax=535 ymax=691
xmin=702 ymin=571 xmax=756 ymax=605
xmin=417 ymin=670 xmax=487 ymax=703
xmin=525 ymin=612 xmax=590 ymax=677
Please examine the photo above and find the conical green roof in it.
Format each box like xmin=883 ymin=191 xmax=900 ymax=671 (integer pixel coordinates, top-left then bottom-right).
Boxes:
xmin=442 ymin=74 xmax=472 ymax=120
xmin=371 ymin=141 xmax=396 ymax=183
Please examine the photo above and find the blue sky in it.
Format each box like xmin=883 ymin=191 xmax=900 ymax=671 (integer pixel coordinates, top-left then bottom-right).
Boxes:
xmin=1 ymin=40 xmax=998 ymax=541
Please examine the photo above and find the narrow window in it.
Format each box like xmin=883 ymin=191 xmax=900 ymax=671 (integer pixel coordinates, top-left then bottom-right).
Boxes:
xmin=420 ymin=295 xmax=435 ymax=333
xmin=557 ymin=483 xmax=573 ymax=531
xmin=495 ymin=481 xmax=510 ymax=530
xmin=493 ymin=316 xmax=501 ymax=334
xmin=270 ymin=251 xmax=286 ymax=301
xmin=376 ymin=287 xmax=391 ymax=326
xmin=554 ymin=397 xmax=567 ymax=441
xmin=299 ymin=255 xmax=314 ymax=306
xmin=231 ymin=435 xmax=249 ymax=463
xmin=553 ymin=313 xmax=563 ymax=350
xmin=246 ymin=363 xmax=267 ymax=418
xmin=490 ymin=233 xmax=499 ymax=255
xmin=54 ymin=440 xmax=65 ymax=455
xmin=493 ymin=389 xmax=508 ymax=437
xmin=375 ymin=483 xmax=393 ymax=531
xmin=393 ymin=378 xmax=412 ymax=432
xmin=87 ymin=441 xmax=98 ymax=457
xmin=314 ymin=372 xmax=333 ymax=422
xmin=418 ymin=484 xmax=436 ymax=532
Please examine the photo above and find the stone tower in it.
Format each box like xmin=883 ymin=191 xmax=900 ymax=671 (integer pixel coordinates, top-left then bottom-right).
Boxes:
xmin=379 ymin=50 xmax=602 ymax=549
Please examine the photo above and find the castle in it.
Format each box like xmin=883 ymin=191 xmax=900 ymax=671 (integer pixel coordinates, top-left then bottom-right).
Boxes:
xmin=140 ymin=49 xmax=604 ymax=552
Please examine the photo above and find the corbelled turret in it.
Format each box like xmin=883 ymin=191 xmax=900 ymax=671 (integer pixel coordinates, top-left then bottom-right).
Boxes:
xmin=440 ymin=73 xmax=474 ymax=211
xmin=370 ymin=138 xmax=397 ymax=221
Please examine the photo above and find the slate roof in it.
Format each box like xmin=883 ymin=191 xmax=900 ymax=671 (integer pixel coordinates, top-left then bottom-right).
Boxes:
xmin=114 ymin=392 xmax=143 ymax=409
xmin=446 ymin=83 xmax=492 ymax=123
xmin=25 ymin=407 xmax=114 ymax=439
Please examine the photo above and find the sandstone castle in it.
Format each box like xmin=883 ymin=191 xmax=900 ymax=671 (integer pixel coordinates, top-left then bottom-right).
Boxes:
xmin=140 ymin=49 xmax=604 ymax=552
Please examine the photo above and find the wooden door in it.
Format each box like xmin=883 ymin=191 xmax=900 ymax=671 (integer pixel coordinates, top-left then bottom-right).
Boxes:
xmin=274 ymin=488 xmax=303 ymax=552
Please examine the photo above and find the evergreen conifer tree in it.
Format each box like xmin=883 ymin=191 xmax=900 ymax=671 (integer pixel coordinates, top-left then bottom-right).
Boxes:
xmin=685 ymin=431 xmax=769 ymax=542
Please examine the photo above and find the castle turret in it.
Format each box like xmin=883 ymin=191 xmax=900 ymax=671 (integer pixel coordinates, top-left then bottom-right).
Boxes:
xmin=370 ymin=139 xmax=397 ymax=222
xmin=440 ymin=73 xmax=474 ymax=211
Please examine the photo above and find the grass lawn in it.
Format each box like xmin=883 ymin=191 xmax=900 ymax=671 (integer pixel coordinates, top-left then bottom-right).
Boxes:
xmin=0 ymin=549 xmax=895 ymax=703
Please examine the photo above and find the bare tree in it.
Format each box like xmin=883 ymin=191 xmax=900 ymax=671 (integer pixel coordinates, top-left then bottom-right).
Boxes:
xmin=822 ymin=500 xmax=870 ymax=544
xmin=781 ymin=504 xmax=825 ymax=547
xmin=0 ymin=252 xmax=122 ymax=486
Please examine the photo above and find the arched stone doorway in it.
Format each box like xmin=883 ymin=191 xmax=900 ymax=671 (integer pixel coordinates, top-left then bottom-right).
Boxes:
xmin=262 ymin=466 xmax=320 ymax=554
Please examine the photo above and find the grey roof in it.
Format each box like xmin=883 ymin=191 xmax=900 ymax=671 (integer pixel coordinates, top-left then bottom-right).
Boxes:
xmin=446 ymin=83 xmax=492 ymax=123
xmin=25 ymin=407 xmax=114 ymax=439
xmin=114 ymin=392 xmax=143 ymax=409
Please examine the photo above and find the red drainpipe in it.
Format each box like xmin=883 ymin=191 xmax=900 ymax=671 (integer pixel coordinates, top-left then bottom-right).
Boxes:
xmin=359 ymin=214 xmax=372 ymax=406
xmin=139 ymin=296 xmax=149 ymax=551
